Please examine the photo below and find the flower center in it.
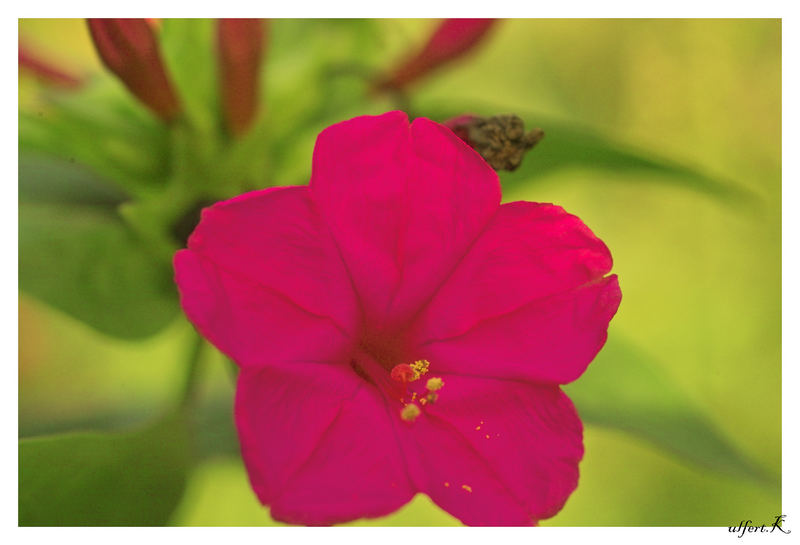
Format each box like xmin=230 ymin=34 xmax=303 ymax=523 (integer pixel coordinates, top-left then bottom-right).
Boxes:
xmin=350 ymin=330 xmax=445 ymax=423
xmin=390 ymin=360 xmax=445 ymax=423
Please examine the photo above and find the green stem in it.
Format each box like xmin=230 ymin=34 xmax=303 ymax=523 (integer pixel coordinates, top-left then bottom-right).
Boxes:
xmin=180 ymin=333 xmax=206 ymax=408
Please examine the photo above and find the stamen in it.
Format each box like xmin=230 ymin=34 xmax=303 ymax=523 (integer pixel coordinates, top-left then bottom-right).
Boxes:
xmin=392 ymin=360 xmax=442 ymax=415
xmin=426 ymin=377 xmax=443 ymax=391
xmin=410 ymin=359 xmax=430 ymax=379
xmin=400 ymin=403 xmax=421 ymax=422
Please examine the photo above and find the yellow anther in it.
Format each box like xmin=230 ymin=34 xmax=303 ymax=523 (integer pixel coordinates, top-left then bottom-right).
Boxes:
xmin=400 ymin=403 xmax=421 ymax=422
xmin=409 ymin=359 xmax=430 ymax=380
xmin=426 ymin=377 xmax=444 ymax=392
xmin=425 ymin=392 xmax=438 ymax=404
xmin=462 ymin=484 xmax=473 ymax=493
xmin=444 ymin=482 xmax=450 ymax=488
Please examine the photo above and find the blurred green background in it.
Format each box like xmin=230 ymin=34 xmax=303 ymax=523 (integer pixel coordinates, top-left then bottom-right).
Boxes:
xmin=18 ymin=19 xmax=781 ymax=526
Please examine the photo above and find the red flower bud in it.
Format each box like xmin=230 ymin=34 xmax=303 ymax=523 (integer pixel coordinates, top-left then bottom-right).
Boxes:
xmin=19 ymin=42 xmax=83 ymax=89
xmin=217 ymin=19 xmax=266 ymax=137
xmin=374 ymin=19 xmax=497 ymax=92
xmin=87 ymin=18 xmax=181 ymax=122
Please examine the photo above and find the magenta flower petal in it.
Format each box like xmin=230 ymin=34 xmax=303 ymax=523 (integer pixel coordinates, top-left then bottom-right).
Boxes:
xmin=411 ymin=201 xmax=621 ymax=383
xmin=417 ymin=275 xmax=620 ymax=384
xmin=401 ymin=375 xmax=583 ymax=525
xmin=237 ymin=363 xmax=415 ymax=525
xmin=175 ymin=249 xmax=351 ymax=368
xmin=310 ymin=111 xmax=500 ymax=329
xmin=184 ymin=186 xmax=358 ymax=335
xmin=174 ymin=187 xmax=358 ymax=368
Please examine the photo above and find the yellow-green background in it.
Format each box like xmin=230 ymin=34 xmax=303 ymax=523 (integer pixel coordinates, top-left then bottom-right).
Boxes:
xmin=19 ymin=19 xmax=781 ymax=525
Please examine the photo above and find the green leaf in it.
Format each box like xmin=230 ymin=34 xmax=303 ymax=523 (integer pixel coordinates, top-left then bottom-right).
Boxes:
xmin=263 ymin=20 xmax=384 ymax=187
xmin=159 ymin=19 xmax=220 ymax=137
xmin=19 ymin=153 xmax=127 ymax=206
xmin=564 ymin=335 xmax=775 ymax=486
xmin=19 ymin=411 xmax=192 ymax=526
xmin=416 ymin=102 xmax=752 ymax=204
xmin=20 ymin=395 xmax=241 ymax=463
xmin=266 ymin=19 xmax=382 ymax=132
xmin=502 ymin=115 xmax=752 ymax=203
xmin=19 ymin=202 xmax=178 ymax=339
xmin=19 ymin=80 xmax=171 ymax=194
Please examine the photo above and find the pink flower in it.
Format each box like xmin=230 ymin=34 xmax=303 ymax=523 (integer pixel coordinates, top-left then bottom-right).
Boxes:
xmin=174 ymin=111 xmax=621 ymax=526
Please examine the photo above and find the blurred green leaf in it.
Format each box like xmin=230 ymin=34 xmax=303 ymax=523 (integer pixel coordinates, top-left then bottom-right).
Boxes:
xmin=417 ymin=103 xmax=752 ymax=204
xmin=19 ymin=153 xmax=127 ymax=206
xmin=19 ymin=393 xmax=240 ymax=462
xmin=565 ymin=335 xmax=775 ymax=487
xmin=503 ymin=115 xmax=752 ymax=203
xmin=264 ymin=20 xmax=388 ymax=185
xmin=19 ymin=81 xmax=171 ymax=194
xmin=19 ymin=410 xmax=192 ymax=526
xmin=19 ymin=202 xmax=178 ymax=339
xmin=159 ymin=19 xmax=220 ymax=137
xmin=266 ymin=19 xmax=382 ymax=132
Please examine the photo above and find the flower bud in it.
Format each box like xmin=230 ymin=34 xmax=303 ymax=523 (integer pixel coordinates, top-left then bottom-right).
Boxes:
xmin=217 ymin=18 xmax=266 ymax=137
xmin=374 ymin=19 xmax=496 ymax=92
xmin=19 ymin=42 xmax=83 ymax=89
xmin=444 ymin=114 xmax=544 ymax=172
xmin=87 ymin=18 xmax=181 ymax=122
